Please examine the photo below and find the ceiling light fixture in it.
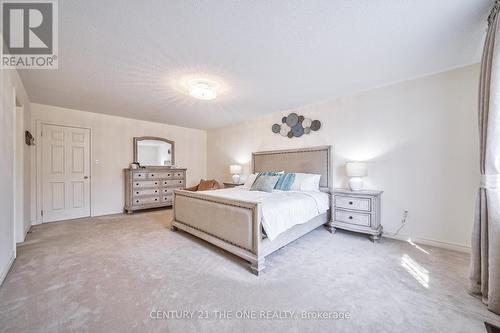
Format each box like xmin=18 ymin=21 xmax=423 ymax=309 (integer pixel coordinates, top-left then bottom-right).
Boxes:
xmin=187 ymin=79 xmax=218 ymax=100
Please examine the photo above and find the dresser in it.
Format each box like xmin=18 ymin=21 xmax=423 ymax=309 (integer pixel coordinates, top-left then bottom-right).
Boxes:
xmin=332 ymin=189 xmax=383 ymax=241
xmin=124 ymin=168 xmax=186 ymax=213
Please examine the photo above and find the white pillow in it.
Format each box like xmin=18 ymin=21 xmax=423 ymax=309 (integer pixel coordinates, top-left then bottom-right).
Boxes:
xmin=241 ymin=173 xmax=257 ymax=190
xmin=300 ymin=174 xmax=321 ymax=192
xmin=290 ymin=173 xmax=321 ymax=192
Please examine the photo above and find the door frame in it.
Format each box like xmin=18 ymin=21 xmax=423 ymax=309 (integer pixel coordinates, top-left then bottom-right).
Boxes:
xmin=14 ymin=101 xmax=24 ymax=243
xmin=12 ymin=88 xmax=21 ymax=254
xmin=34 ymin=121 xmax=93 ymax=224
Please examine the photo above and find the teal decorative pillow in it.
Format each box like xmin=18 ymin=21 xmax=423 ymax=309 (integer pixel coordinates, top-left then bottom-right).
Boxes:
xmin=250 ymin=175 xmax=280 ymax=192
xmin=256 ymin=171 xmax=282 ymax=178
xmin=274 ymin=173 xmax=296 ymax=191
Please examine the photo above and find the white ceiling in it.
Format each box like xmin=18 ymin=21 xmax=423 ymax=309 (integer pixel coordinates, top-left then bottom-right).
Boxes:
xmin=19 ymin=0 xmax=491 ymax=129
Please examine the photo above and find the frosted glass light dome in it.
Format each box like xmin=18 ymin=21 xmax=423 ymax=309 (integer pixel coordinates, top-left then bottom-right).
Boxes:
xmin=187 ymin=79 xmax=218 ymax=100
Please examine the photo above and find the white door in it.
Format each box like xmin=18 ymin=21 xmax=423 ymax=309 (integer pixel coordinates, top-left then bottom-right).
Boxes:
xmin=41 ymin=124 xmax=91 ymax=222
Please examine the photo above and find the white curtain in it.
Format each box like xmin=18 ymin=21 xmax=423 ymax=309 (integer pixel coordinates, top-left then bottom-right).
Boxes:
xmin=469 ymin=0 xmax=500 ymax=315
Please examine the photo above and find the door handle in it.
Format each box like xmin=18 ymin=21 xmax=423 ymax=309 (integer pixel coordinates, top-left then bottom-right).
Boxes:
xmin=84 ymin=176 xmax=89 ymax=179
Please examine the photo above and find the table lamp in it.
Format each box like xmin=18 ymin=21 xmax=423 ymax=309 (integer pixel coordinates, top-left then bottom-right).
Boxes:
xmin=230 ymin=165 xmax=242 ymax=184
xmin=346 ymin=162 xmax=367 ymax=191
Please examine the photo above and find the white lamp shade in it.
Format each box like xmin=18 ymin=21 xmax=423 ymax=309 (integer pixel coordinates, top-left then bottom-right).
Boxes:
xmin=230 ymin=165 xmax=242 ymax=175
xmin=346 ymin=162 xmax=367 ymax=177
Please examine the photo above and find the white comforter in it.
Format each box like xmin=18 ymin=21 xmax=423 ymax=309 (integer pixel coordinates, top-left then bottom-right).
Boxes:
xmin=201 ymin=187 xmax=330 ymax=241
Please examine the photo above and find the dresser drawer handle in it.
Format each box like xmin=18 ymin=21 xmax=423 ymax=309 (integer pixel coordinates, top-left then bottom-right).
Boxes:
xmin=136 ymin=183 xmax=139 ymax=186
xmin=349 ymin=216 xmax=353 ymax=220
xmin=136 ymin=200 xmax=139 ymax=203
xmin=154 ymin=182 xmax=158 ymax=185
xmin=154 ymin=198 xmax=158 ymax=201
xmin=138 ymin=174 xmax=141 ymax=177
xmin=349 ymin=201 xmax=353 ymax=205
xmin=154 ymin=190 xmax=158 ymax=193
xmin=136 ymin=192 xmax=139 ymax=195
xmin=151 ymin=174 xmax=154 ymax=177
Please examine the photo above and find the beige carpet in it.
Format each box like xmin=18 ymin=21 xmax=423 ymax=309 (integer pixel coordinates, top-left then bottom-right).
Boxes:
xmin=0 ymin=209 xmax=499 ymax=333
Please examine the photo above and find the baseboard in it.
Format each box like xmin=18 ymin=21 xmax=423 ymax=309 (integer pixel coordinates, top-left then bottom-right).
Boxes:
xmin=0 ymin=252 xmax=15 ymax=287
xmin=383 ymin=233 xmax=471 ymax=253
xmin=21 ymin=223 xmax=31 ymax=242
xmin=24 ymin=223 xmax=31 ymax=237
xmin=16 ymin=223 xmax=32 ymax=244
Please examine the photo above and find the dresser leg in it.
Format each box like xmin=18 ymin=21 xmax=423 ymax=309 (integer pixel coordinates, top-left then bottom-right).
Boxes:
xmin=369 ymin=233 xmax=381 ymax=242
xmin=126 ymin=209 xmax=133 ymax=214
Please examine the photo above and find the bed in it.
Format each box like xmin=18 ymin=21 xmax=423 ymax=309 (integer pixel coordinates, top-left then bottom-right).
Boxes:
xmin=170 ymin=146 xmax=334 ymax=275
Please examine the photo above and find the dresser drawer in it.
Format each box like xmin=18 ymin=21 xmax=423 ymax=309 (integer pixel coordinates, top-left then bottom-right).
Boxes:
xmin=133 ymin=172 xmax=147 ymax=180
xmin=133 ymin=188 xmax=160 ymax=196
xmin=335 ymin=210 xmax=371 ymax=227
xmin=132 ymin=196 xmax=160 ymax=205
xmin=162 ymin=187 xmax=182 ymax=195
xmin=133 ymin=180 xmax=160 ymax=188
xmin=163 ymin=179 xmax=184 ymax=187
xmin=335 ymin=196 xmax=371 ymax=211
xmin=173 ymin=171 xmax=184 ymax=179
xmin=148 ymin=172 xmax=174 ymax=179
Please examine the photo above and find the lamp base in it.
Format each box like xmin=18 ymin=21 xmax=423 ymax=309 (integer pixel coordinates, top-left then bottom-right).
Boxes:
xmin=232 ymin=174 xmax=240 ymax=184
xmin=348 ymin=177 xmax=364 ymax=191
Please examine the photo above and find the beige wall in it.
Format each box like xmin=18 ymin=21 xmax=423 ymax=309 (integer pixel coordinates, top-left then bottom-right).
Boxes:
xmin=0 ymin=66 xmax=31 ymax=285
xmin=31 ymin=103 xmax=207 ymax=220
xmin=207 ymin=65 xmax=480 ymax=250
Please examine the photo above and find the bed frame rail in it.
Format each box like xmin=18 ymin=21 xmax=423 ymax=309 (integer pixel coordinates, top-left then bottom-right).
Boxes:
xmin=171 ymin=190 xmax=265 ymax=274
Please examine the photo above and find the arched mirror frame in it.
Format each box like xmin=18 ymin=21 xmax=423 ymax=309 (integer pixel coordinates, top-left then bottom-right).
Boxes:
xmin=133 ymin=136 xmax=175 ymax=168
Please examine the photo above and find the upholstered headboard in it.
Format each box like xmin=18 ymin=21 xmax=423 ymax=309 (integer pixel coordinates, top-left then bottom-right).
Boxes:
xmin=252 ymin=146 xmax=332 ymax=190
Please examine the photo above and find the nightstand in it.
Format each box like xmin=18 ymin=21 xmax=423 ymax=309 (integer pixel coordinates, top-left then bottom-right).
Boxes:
xmin=223 ymin=182 xmax=243 ymax=188
xmin=332 ymin=189 xmax=383 ymax=241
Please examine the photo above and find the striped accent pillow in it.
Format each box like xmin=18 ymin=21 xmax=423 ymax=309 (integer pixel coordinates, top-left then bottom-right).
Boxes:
xmin=274 ymin=173 xmax=296 ymax=191
xmin=254 ymin=171 xmax=282 ymax=183
xmin=250 ymin=175 xmax=280 ymax=192
xmin=257 ymin=171 xmax=283 ymax=177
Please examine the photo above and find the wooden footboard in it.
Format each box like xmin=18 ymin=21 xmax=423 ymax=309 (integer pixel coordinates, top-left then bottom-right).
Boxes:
xmin=171 ymin=190 xmax=265 ymax=275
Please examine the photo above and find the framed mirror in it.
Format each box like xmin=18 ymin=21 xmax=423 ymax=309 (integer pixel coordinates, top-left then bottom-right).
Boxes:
xmin=133 ymin=137 xmax=174 ymax=168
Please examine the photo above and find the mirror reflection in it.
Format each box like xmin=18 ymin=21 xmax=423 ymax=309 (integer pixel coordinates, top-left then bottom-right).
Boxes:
xmin=136 ymin=139 xmax=173 ymax=167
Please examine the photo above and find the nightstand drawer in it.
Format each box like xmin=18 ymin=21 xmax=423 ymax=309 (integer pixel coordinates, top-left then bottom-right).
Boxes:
xmin=335 ymin=196 xmax=371 ymax=211
xmin=335 ymin=210 xmax=371 ymax=226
